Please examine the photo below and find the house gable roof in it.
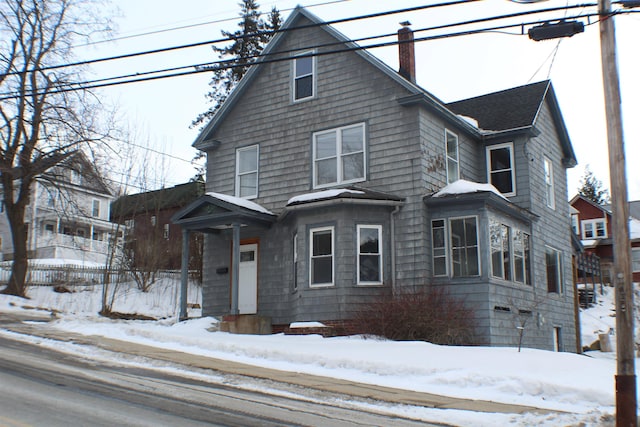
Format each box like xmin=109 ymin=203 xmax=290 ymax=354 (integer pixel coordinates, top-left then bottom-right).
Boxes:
xmin=42 ymin=151 xmax=113 ymax=196
xmin=570 ymin=194 xmax=611 ymax=217
xmin=193 ymin=6 xmax=471 ymax=149
xmin=447 ymin=81 xmax=577 ymax=167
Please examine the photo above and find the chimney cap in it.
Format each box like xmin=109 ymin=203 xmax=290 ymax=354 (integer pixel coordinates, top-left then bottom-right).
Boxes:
xmin=400 ymin=21 xmax=411 ymax=27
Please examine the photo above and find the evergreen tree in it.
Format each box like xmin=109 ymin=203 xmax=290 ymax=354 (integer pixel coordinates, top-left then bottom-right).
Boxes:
xmin=191 ymin=1 xmax=281 ymax=129
xmin=578 ymin=166 xmax=610 ymax=205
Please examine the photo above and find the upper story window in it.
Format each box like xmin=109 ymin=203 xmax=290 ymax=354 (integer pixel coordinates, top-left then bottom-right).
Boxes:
xmin=235 ymin=144 xmax=259 ymax=199
xmin=357 ymin=225 xmax=383 ymax=285
xmin=313 ymin=123 xmax=365 ymax=188
xmin=92 ymin=199 xmax=100 ymax=218
xmin=293 ymin=52 xmax=314 ymax=101
xmin=486 ymin=142 xmax=515 ymax=197
xmin=310 ymin=226 xmax=334 ymax=287
xmin=151 ymin=215 xmax=157 ymax=226
xmin=163 ymin=223 xmax=170 ymax=239
xmin=582 ymin=218 xmax=607 ymax=239
xmin=544 ymin=157 xmax=555 ymax=209
xmin=445 ymin=129 xmax=459 ymax=184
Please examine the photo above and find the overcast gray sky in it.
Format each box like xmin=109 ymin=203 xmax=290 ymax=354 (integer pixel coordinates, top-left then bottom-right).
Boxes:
xmin=87 ymin=0 xmax=640 ymax=200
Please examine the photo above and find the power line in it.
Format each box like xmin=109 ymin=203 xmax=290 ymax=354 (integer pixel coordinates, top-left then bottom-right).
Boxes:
xmin=1 ymin=1 xmax=477 ymax=78
xmin=75 ymin=0 xmax=350 ymax=47
xmin=0 ymin=7 xmax=607 ymax=100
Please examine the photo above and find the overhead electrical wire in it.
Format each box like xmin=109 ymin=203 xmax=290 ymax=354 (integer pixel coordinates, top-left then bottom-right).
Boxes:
xmin=0 ymin=6 xmax=611 ymax=101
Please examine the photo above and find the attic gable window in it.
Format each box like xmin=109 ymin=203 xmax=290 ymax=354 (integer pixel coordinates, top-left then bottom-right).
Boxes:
xmin=313 ymin=123 xmax=365 ymax=188
xmin=293 ymin=52 xmax=314 ymax=101
xmin=235 ymin=144 xmax=259 ymax=199
xmin=486 ymin=143 xmax=515 ymax=197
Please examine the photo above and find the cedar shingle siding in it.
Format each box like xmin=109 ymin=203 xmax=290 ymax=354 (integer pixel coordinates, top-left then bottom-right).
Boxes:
xmin=181 ymin=7 xmax=578 ymax=352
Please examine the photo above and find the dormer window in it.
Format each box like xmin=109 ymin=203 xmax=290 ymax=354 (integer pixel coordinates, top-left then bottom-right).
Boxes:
xmin=582 ymin=218 xmax=607 ymax=239
xmin=293 ymin=52 xmax=314 ymax=101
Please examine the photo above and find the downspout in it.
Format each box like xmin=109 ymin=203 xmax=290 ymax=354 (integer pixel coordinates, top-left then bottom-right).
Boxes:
xmin=390 ymin=205 xmax=401 ymax=295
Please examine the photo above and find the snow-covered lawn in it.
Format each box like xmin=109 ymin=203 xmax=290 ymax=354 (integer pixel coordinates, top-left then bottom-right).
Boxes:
xmin=0 ymin=281 xmax=634 ymax=427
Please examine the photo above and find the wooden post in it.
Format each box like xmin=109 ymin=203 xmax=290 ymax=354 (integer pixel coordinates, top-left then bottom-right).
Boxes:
xmin=599 ymin=1 xmax=637 ymax=425
xmin=179 ymin=228 xmax=190 ymax=321
xmin=231 ymin=223 xmax=240 ymax=315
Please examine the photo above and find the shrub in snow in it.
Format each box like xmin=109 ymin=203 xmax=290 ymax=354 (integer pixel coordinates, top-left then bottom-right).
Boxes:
xmin=351 ymin=287 xmax=476 ymax=345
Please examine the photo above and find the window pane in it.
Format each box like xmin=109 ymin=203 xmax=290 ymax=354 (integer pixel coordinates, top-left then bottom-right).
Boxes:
xmin=359 ymin=228 xmax=379 ymax=253
xmin=464 ymin=218 xmax=477 ymax=246
xmin=295 ymin=75 xmax=313 ymax=99
xmin=342 ymin=153 xmax=364 ymax=181
xmin=341 ymin=127 xmax=363 ymax=153
xmin=524 ymin=234 xmax=531 ymax=285
xmin=312 ymin=257 xmax=332 ymax=283
xmin=491 ymin=170 xmax=513 ymax=194
xmin=632 ymin=249 xmax=640 ymax=273
xmin=316 ymin=159 xmax=337 ymax=185
xmin=546 ymin=247 xmax=561 ymax=293
xmin=313 ymin=231 xmax=332 ymax=256
xmin=465 ymin=248 xmax=479 ymax=276
xmin=490 ymin=147 xmax=511 ymax=170
xmin=295 ymin=56 xmax=312 ymax=77
xmin=446 ymin=133 xmax=458 ymax=159
xmin=239 ymin=173 xmax=257 ymax=197
xmin=447 ymin=159 xmax=459 ymax=184
xmin=450 ymin=217 xmax=478 ymax=277
xmin=359 ymin=255 xmax=380 ymax=282
xmin=238 ymin=148 xmax=257 ymax=173
xmin=315 ymin=133 xmax=336 ymax=158
xmin=434 ymin=258 xmax=447 ymax=276
xmin=432 ymin=227 xmax=445 ymax=249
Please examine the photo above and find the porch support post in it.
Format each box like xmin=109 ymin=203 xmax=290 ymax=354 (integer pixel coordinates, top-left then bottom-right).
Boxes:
xmin=179 ymin=228 xmax=190 ymax=321
xmin=231 ymin=222 xmax=240 ymax=315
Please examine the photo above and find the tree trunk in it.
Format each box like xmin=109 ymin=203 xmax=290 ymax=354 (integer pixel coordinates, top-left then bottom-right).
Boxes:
xmin=2 ymin=205 xmax=29 ymax=297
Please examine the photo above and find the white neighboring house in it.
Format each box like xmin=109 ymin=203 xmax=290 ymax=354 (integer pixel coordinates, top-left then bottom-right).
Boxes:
xmin=0 ymin=153 xmax=118 ymax=265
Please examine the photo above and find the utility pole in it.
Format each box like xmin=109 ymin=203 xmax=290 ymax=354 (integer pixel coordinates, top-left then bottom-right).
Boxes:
xmin=599 ymin=1 xmax=637 ymax=425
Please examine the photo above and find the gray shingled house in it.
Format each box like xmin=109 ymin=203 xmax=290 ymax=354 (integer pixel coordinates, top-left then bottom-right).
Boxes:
xmin=173 ymin=7 xmax=578 ymax=352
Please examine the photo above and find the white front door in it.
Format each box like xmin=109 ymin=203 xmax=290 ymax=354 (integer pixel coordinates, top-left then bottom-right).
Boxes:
xmin=238 ymin=243 xmax=258 ymax=314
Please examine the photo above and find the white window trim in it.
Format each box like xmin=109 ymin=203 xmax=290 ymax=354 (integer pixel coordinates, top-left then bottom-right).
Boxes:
xmin=312 ymin=123 xmax=366 ymax=189
xmin=545 ymin=245 xmax=564 ymax=294
xmin=512 ymin=230 xmax=531 ymax=285
xmin=632 ymin=247 xmax=640 ymax=273
xmin=292 ymin=50 xmax=316 ymax=103
xmin=309 ymin=226 xmax=334 ymax=288
xmin=431 ymin=219 xmax=448 ymax=277
xmin=235 ymin=144 xmax=259 ymax=199
xmin=445 ymin=129 xmax=460 ymax=184
xmin=448 ymin=215 xmax=481 ymax=278
xmin=357 ymin=224 xmax=383 ymax=286
xmin=490 ymin=220 xmax=511 ymax=281
xmin=544 ymin=156 xmax=555 ymax=210
xmin=581 ymin=218 xmax=607 ymax=239
xmin=486 ymin=142 xmax=516 ymax=197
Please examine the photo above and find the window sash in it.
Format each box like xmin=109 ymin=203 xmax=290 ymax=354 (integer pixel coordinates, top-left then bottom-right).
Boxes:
xmin=544 ymin=157 xmax=555 ymax=209
xmin=236 ymin=145 xmax=259 ymax=199
xmin=92 ymin=200 xmax=100 ymax=218
xmin=313 ymin=124 xmax=365 ymax=188
xmin=581 ymin=219 xmax=607 ymax=239
xmin=490 ymin=221 xmax=511 ymax=280
xmin=632 ymin=248 xmax=640 ymax=273
xmin=545 ymin=246 xmax=563 ymax=293
xmin=357 ymin=225 xmax=382 ymax=285
xmin=486 ymin=143 xmax=515 ymax=196
xmin=310 ymin=227 xmax=334 ymax=287
xmin=294 ymin=53 xmax=314 ymax=101
xmin=449 ymin=217 xmax=479 ymax=277
xmin=431 ymin=219 xmax=447 ymax=276
xmin=445 ymin=129 xmax=459 ymax=184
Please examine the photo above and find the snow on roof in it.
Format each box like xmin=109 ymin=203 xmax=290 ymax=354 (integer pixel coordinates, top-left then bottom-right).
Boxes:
xmin=433 ymin=179 xmax=507 ymax=200
xmin=207 ymin=192 xmax=273 ymax=215
xmin=287 ymin=189 xmax=365 ymax=205
xmin=581 ymin=239 xmax=597 ymax=248
xmin=457 ymin=114 xmax=479 ymax=128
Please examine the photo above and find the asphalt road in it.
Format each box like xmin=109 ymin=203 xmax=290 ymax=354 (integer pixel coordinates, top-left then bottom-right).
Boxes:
xmin=0 ymin=334 xmax=443 ymax=427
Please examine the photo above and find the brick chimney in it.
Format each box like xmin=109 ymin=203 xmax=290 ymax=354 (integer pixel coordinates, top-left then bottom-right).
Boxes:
xmin=398 ymin=21 xmax=416 ymax=83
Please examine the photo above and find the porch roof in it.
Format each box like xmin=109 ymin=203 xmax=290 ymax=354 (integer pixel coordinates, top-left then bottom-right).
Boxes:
xmin=170 ymin=193 xmax=276 ymax=232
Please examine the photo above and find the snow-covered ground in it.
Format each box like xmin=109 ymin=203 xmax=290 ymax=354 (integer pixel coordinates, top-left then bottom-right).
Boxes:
xmin=0 ymin=280 xmax=634 ymax=427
